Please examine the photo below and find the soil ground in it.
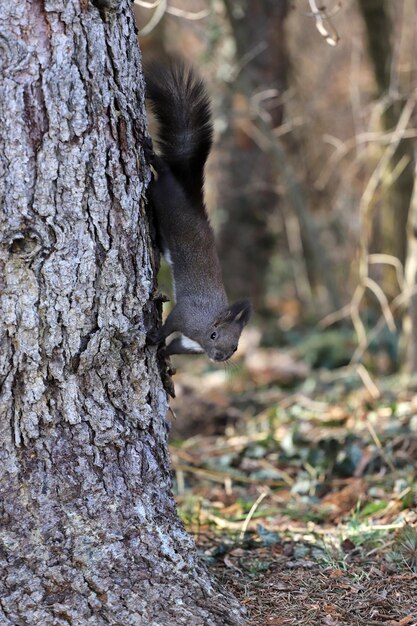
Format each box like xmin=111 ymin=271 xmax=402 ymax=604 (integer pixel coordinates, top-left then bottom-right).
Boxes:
xmin=168 ymin=343 xmax=417 ymax=625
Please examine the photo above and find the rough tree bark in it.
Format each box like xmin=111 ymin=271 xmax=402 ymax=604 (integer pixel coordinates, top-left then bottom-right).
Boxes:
xmin=0 ymin=2 xmax=245 ymax=625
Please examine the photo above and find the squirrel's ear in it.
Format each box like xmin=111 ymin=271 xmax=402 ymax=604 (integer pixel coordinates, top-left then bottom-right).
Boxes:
xmin=216 ymin=299 xmax=251 ymax=327
xmin=231 ymin=299 xmax=252 ymax=326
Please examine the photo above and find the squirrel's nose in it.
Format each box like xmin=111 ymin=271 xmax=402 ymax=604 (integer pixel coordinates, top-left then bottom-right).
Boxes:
xmin=214 ymin=348 xmax=237 ymax=361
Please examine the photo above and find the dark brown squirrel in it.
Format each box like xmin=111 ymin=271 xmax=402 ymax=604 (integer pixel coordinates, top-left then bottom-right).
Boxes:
xmin=145 ymin=59 xmax=251 ymax=362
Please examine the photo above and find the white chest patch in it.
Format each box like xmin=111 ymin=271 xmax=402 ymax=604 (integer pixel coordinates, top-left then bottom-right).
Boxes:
xmin=179 ymin=335 xmax=204 ymax=353
xmin=164 ymin=249 xmax=173 ymax=267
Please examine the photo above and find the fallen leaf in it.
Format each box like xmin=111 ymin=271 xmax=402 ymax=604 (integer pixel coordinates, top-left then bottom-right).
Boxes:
xmin=322 ymin=479 xmax=366 ymax=520
xmin=329 ymin=569 xmax=344 ymax=578
xmin=341 ymin=538 xmax=356 ymax=552
xmin=245 ymin=349 xmax=309 ymax=386
xmin=387 ymin=617 xmax=414 ymax=626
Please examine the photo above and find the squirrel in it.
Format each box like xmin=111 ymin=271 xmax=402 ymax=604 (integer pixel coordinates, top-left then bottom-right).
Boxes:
xmin=145 ymin=59 xmax=251 ymax=362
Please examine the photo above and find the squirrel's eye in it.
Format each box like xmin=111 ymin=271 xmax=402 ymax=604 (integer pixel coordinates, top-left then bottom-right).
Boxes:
xmin=210 ymin=331 xmax=217 ymax=340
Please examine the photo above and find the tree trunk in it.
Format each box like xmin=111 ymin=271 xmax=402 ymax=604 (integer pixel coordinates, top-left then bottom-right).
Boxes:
xmin=0 ymin=2 xmax=244 ymax=625
xmin=404 ymin=167 xmax=417 ymax=373
xmin=217 ymin=0 xmax=289 ymax=309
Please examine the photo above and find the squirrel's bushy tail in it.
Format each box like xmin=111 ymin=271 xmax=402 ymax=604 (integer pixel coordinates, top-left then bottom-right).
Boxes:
xmin=145 ymin=58 xmax=213 ymax=203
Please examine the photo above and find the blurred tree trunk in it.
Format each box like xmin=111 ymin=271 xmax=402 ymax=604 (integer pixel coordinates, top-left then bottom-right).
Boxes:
xmin=404 ymin=168 xmax=417 ymax=372
xmin=218 ymin=0 xmax=289 ymax=309
xmin=358 ymin=0 xmax=415 ymax=268
xmin=0 ymin=2 xmax=244 ymax=625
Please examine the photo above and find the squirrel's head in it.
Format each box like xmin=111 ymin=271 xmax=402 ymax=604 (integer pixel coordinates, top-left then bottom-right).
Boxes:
xmin=203 ymin=299 xmax=251 ymax=362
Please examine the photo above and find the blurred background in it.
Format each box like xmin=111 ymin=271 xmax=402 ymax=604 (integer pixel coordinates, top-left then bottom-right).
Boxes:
xmin=136 ymin=0 xmax=417 ymax=377
xmin=133 ymin=6 xmax=417 ymax=619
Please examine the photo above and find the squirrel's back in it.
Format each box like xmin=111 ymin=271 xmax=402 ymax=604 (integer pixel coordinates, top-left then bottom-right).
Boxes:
xmin=145 ymin=59 xmax=213 ymax=204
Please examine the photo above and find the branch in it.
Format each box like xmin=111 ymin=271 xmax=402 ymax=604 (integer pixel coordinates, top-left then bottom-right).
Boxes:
xmin=137 ymin=0 xmax=166 ymax=36
xmin=308 ymin=0 xmax=340 ymax=46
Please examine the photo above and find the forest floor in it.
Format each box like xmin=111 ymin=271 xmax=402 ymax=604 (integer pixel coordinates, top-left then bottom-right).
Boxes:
xmin=167 ymin=331 xmax=417 ymax=625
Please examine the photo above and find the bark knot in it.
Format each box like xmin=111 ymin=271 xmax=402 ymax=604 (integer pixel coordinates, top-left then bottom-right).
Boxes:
xmin=7 ymin=229 xmax=43 ymax=260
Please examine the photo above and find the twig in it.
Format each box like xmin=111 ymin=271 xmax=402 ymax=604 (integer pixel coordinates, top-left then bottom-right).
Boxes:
xmin=308 ymin=0 xmax=340 ymax=46
xmin=351 ymin=283 xmax=417 ymax=363
xmin=166 ymin=6 xmax=210 ymax=20
xmin=224 ymin=476 xmax=233 ymax=496
xmin=239 ymin=491 xmax=268 ymax=541
xmin=231 ymin=42 xmax=268 ymax=81
xmin=358 ymin=93 xmax=417 ymax=278
xmin=344 ymin=94 xmax=417 ymax=363
xmin=172 ymin=463 xmax=285 ymax=488
xmin=363 ymin=276 xmax=396 ymax=332
xmin=317 ymin=128 xmax=417 ymax=190
xmin=365 ymin=416 xmax=396 ymax=473
xmin=135 ymin=0 xmax=160 ymax=8
xmin=282 ymin=207 xmax=314 ymax=306
xmin=137 ymin=0 xmax=166 ymax=36
xmin=280 ymin=394 xmax=329 ymax=412
xmin=319 ymin=304 xmax=351 ymax=328
xmin=368 ymin=254 xmax=405 ymax=292
xmin=135 ymin=0 xmax=210 ymax=23
xmin=350 ymin=284 xmax=367 ymax=353
xmin=204 ymin=512 xmax=242 ymax=530
xmin=356 ymin=363 xmax=380 ymax=400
